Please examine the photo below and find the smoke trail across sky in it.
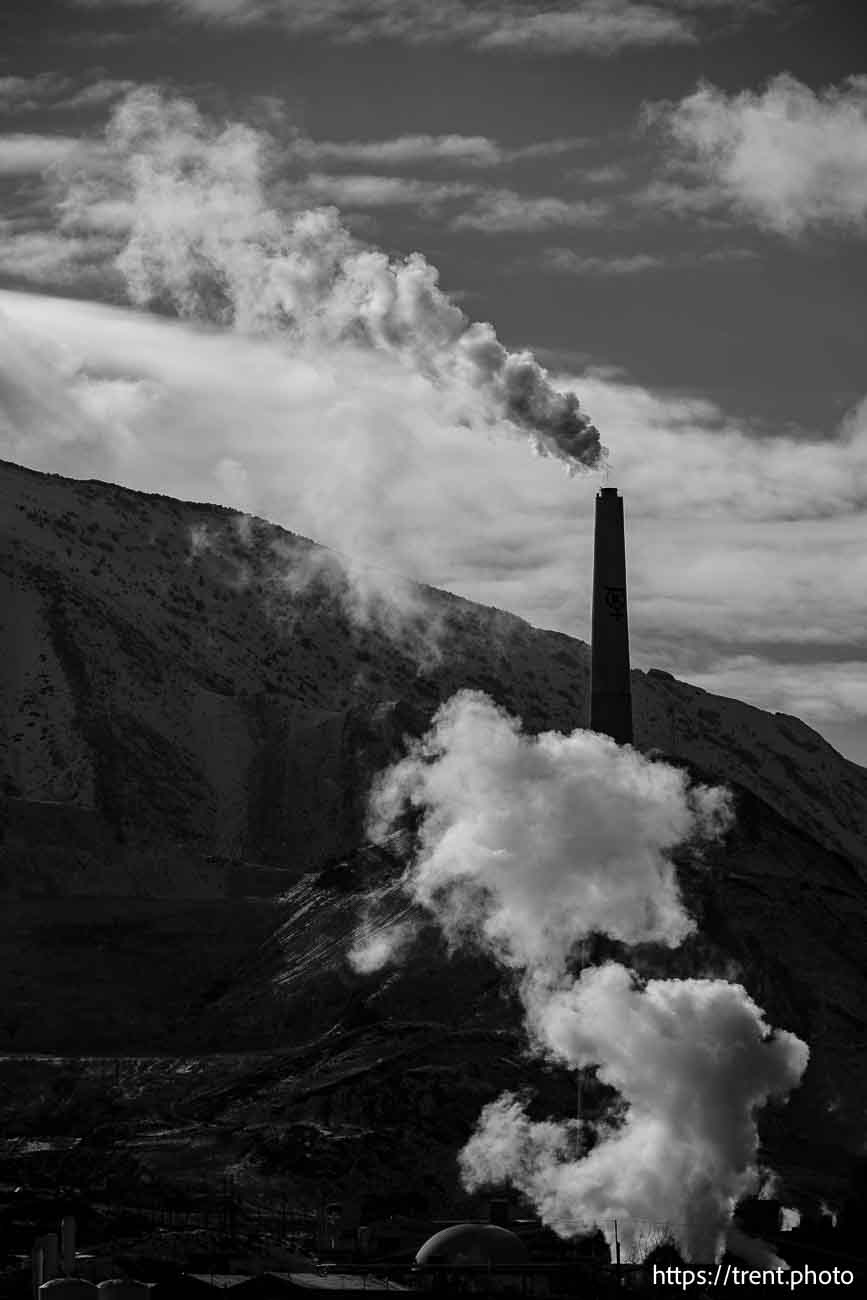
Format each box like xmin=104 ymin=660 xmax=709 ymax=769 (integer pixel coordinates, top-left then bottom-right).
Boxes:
xmin=94 ymin=89 xmax=603 ymax=473
xmin=361 ymin=691 xmax=809 ymax=1263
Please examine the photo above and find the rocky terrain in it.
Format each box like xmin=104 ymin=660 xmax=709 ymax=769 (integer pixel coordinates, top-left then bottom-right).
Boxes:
xmin=1 ymin=455 xmax=866 ymax=1239
xmin=2 ymin=457 xmax=865 ymax=889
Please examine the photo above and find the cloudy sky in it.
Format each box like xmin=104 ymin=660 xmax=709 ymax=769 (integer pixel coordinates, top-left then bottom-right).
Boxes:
xmin=1 ymin=0 xmax=866 ymax=764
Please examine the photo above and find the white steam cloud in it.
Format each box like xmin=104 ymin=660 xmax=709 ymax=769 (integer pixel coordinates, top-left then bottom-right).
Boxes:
xmin=496 ymin=966 xmax=808 ymax=1264
xmin=103 ymin=89 xmax=603 ymax=474
xmin=363 ymin=691 xmax=809 ymax=1263
xmin=367 ymin=690 xmax=729 ymax=962
xmin=184 ymin=515 xmax=454 ymax=666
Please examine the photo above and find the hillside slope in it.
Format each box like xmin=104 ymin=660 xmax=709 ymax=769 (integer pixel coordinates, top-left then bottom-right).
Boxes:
xmin=1 ymin=794 xmax=864 ymax=1220
xmin=1 ymin=457 xmax=866 ymax=1230
xmin=2 ymin=457 xmax=865 ymax=895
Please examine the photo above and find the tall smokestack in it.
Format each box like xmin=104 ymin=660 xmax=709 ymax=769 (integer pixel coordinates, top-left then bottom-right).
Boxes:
xmin=590 ymin=487 xmax=633 ymax=745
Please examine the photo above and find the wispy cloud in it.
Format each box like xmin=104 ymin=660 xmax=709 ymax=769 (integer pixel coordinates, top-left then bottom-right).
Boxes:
xmin=542 ymin=250 xmax=666 ymax=275
xmin=631 ymin=176 xmax=734 ymax=223
xmin=0 ymin=223 xmax=116 ymax=284
xmin=301 ymin=171 xmax=474 ymax=209
xmin=0 ymin=100 xmax=605 ymax=277
xmin=579 ymin=163 xmax=629 ymax=184
xmin=0 ymin=127 xmax=123 ymax=277
xmin=0 ymin=72 xmax=137 ymax=114
xmin=683 ymin=656 xmax=867 ymax=739
xmin=296 ymin=132 xmax=504 ymax=168
xmin=0 ymin=134 xmax=92 ymax=174
xmin=644 ymin=73 xmax=867 ymax=236
xmin=538 ymin=246 xmax=757 ymax=274
xmin=71 ymin=1 xmax=781 ymax=54
xmin=298 ymin=173 xmax=608 ymax=225
xmin=452 ymin=190 xmax=608 ymax=232
xmin=61 ymin=78 xmax=140 ymax=110
xmin=0 ymin=74 xmax=70 ymax=112
xmin=473 ymin=3 xmax=692 ymax=53
xmin=290 ymin=131 xmax=586 ymax=168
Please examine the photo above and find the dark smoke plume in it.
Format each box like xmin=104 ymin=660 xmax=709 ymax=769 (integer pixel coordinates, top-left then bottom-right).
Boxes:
xmin=96 ymin=89 xmax=604 ymax=473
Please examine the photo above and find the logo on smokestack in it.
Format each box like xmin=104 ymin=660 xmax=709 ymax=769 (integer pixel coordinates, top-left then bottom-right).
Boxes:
xmin=604 ymin=586 xmax=627 ymax=621
xmin=590 ymin=488 xmax=633 ymax=745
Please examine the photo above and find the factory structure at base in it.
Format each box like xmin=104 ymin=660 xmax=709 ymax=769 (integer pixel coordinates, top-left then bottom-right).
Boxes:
xmin=589 ymin=487 xmax=633 ymax=747
xmin=20 ymin=1207 xmax=614 ymax=1298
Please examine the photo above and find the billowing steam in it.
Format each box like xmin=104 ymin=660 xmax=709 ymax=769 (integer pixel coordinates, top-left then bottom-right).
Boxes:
xmin=362 ymin=691 xmax=809 ymax=1263
xmin=102 ymin=89 xmax=603 ymax=473
xmin=466 ymin=968 xmax=807 ymax=1265
xmin=366 ymin=690 xmax=729 ymax=963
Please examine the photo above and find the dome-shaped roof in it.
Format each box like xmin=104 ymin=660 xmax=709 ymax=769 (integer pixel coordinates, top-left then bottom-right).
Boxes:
xmin=415 ymin=1223 xmax=528 ymax=1267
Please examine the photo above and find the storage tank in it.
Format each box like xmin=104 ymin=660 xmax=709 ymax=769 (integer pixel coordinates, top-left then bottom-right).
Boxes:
xmin=416 ymin=1223 xmax=528 ymax=1266
xmin=37 ymin=1234 xmax=59 ymax=1281
xmin=38 ymin=1281 xmax=98 ymax=1299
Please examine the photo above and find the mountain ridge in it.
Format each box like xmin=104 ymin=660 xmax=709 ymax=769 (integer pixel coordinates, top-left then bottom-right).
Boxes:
xmin=2 ymin=456 xmax=864 ymax=883
xmin=1 ymin=455 xmax=866 ymax=1231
